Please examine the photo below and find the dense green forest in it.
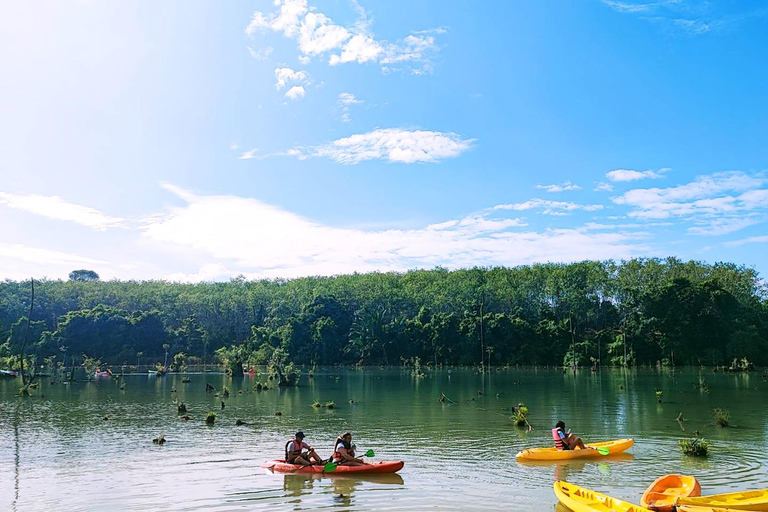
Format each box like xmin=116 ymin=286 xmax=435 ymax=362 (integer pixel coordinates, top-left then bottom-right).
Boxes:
xmin=1 ymin=258 xmax=767 ymax=372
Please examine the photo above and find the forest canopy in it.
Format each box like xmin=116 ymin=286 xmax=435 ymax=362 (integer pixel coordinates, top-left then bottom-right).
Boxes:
xmin=1 ymin=258 xmax=766 ymax=370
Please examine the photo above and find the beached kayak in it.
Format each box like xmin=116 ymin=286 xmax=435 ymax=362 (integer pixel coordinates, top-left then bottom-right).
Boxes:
xmin=261 ymin=460 xmax=404 ymax=474
xmin=554 ymin=481 xmax=653 ymax=512
xmin=641 ymin=474 xmax=701 ymax=511
xmin=676 ymin=489 xmax=768 ymax=511
xmin=516 ymin=438 xmax=634 ymax=460
xmin=677 ymin=507 xmax=753 ymax=512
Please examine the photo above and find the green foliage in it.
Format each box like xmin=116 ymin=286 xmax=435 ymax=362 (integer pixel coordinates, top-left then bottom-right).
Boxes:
xmin=68 ymin=269 xmax=100 ymax=282
xmin=0 ymin=259 xmax=765 ymax=368
xmin=679 ymin=437 xmax=709 ymax=457
xmin=512 ymin=404 xmax=529 ymax=427
xmin=713 ymin=408 xmax=731 ymax=427
xmin=205 ymin=411 xmax=216 ymax=424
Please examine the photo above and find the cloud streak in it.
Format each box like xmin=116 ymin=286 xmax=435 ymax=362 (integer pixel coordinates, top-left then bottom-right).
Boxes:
xmin=289 ymin=128 xmax=475 ymax=164
xmin=143 ymin=185 xmax=646 ymax=281
xmin=606 ymin=168 xmax=668 ymax=182
xmin=0 ymin=192 xmax=124 ymax=230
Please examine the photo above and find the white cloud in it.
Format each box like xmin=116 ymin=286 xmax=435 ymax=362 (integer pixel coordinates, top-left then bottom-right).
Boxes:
xmin=338 ymin=93 xmax=362 ymax=122
xmin=248 ymin=46 xmax=273 ymax=60
xmin=595 ymin=182 xmax=614 ymax=192
xmin=239 ymin=148 xmax=259 ymax=160
xmin=725 ymin=235 xmax=768 ymax=247
xmin=0 ymin=192 xmax=125 ymax=230
xmin=229 ymin=142 xmax=240 ymax=150
xmin=493 ymin=199 xmax=604 ymax=215
xmin=606 ymin=168 xmax=668 ymax=182
xmin=290 ymin=128 xmax=474 ymax=164
xmin=141 ymin=185 xmax=647 ymax=281
xmin=0 ymin=243 xmax=106 ymax=266
xmin=284 ymin=85 xmax=306 ymax=99
xmin=536 ymin=181 xmax=581 ymax=193
xmin=247 ymin=0 xmax=442 ymax=73
xmin=612 ymin=171 xmax=768 ymax=235
xmin=338 ymin=93 xmax=362 ymax=105
xmin=274 ymin=67 xmax=308 ymax=89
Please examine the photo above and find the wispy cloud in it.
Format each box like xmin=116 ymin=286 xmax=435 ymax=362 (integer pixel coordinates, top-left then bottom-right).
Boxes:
xmin=595 ymin=182 xmax=614 ymax=192
xmin=248 ymin=46 xmax=273 ymax=60
xmin=338 ymin=93 xmax=362 ymax=122
xmin=725 ymin=235 xmax=768 ymax=247
xmin=0 ymin=192 xmax=124 ymax=230
xmin=0 ymin=243 xmax=106 ymax=266
xmin=606 ymin=168 xmax=668 ymax=182
xmin=493 ymin=199 xmax=604 ymax=215
xmin=602 ymin=0 xmax=681 ymax=13
xmin=143 ymin=185 xmax=646 ymax=281
xmin=288 ymin=128 xmax=475 ymax=164
xmin=246 ymin=0 xmax=442 ymax=74
xmin=602 ymin=0 xmax=740 ymax=35
xmin=536 ymin=181 xmax=581 ymax=193
xmin=239 ymin=148 xmax=259 ymax=160
xmin=612 ymin=171 xmax=768 ymax=235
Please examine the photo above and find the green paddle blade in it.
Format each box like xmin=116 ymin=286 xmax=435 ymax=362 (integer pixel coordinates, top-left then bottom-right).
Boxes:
xmin=323 ymin=462 xmax=338 ymax=472
xmin=596 ymin=446 xmax=610 ymax=455
xmin=364 ymin=449 xmax=375 ymax=457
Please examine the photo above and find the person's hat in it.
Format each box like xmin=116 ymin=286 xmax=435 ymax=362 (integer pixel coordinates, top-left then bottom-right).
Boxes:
xmin=295 ymin=431 xmax=305 ymax=438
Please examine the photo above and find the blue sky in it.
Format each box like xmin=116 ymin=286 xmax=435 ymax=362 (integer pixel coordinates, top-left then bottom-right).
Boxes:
xmin=1 ymin=0 xmax=767 ymax=282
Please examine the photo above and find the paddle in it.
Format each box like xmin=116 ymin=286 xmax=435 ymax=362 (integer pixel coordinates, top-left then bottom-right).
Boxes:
xmin=320 ymin=450 xmax=375 ymax=473
xmin=590 ymin=446 xmax=610 ymax=455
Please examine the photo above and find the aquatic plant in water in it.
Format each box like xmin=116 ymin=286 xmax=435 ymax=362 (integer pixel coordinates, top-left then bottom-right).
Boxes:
xmin=679 ymin=437 xmax=709 ymax=457
xmin=206 ymin=411 xmax=216 ymax=425
xmin=713 ymin=408 xmax=730 ymax=427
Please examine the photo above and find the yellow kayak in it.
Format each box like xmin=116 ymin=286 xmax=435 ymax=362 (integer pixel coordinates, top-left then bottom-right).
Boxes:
xmin=554 ymin=481 xmax=653 ymax=512
xmin=676 ymin=489 xmax=768 ymax=511
xmin=517 ymin=438 xmax=634 ymax=461
xmin=677 ymin=507 xmax=755 ymax=512
xmin=640 ymin=474 xmax=701 ymax=511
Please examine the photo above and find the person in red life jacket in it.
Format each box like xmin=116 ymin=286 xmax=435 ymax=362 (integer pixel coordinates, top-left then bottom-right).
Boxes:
xmin=332 ymin=432 xmax=368 ymax=466
xmin=285 ymin=431 xmax=323 ymax=465
xmin=552 ymin=420 xmax=585 ymax=450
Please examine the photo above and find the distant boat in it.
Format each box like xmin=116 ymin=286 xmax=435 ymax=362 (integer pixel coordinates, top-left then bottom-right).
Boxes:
xmin=149 ymin=369 xmax=167 ymax=377
xmin=94 ymin=369 xmax=112 ymax=379
xmin=0 ymin=370 xmax=19 ymax=378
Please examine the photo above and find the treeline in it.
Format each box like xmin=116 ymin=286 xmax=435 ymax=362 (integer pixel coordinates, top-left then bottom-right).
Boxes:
xmin=1 ymin=258 xmax=767 ymax=370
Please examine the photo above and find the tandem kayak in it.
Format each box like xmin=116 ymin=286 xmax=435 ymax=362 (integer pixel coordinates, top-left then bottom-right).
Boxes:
xmin=554 ymin=481 xmax=653 ymax=512
xmin=676 ymin=489 xmax=768 ymax=511
xmin=261 ymin=460 xmax=404 ymax=474
xmin=516 ymin=438 xmax=634 ymax=461
xmin=641 ymin=474 xmax=701 ymax=511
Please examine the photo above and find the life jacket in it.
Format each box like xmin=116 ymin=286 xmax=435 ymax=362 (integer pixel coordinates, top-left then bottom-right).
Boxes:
xmin=332 ymin=437 xmax=351 ymax=463
xmin=552 ymin=428 xmax=566 ymax=450
xmin=285 ymin=439 xmax=304 ymax=461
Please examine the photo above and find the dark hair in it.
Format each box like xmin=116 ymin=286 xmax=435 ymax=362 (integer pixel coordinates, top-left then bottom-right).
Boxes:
xmin=555 ymin=421 xmax=565 ymax=429
xmin=295 ymin=431 xmax=305 ymax=438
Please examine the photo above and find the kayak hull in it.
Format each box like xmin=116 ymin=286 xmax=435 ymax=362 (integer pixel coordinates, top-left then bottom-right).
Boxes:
xmin=677 ymin=507 xmax=756 ymax=512
xmin=554 ymin=481 xmax=653 ymax=512
xmin=517 ymin=438 xmax=634 ymax=461
xmin=677 ymin=489 xmax=768 ymax=511
xmin=261 ymin=460 xmax=404 ymax=474
xmin=641 ymin=474 xmax=701 ymax=511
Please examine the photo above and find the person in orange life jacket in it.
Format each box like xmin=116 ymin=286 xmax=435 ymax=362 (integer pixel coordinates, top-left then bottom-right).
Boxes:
xmin=285 ymin=431 xmax=323 ymax=465
xmin=552 ymin=420 xmax=585 ymax=450
xmin=332 ymin=432 xmax=368 ymax=466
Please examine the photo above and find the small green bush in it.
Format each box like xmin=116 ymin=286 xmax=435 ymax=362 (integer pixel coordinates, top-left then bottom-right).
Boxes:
xmin=205 ymin=411 xmax=216 ymax=425
xmin=713 ymin=408 xmax=730 ymax=427
xmin=679 ymin=437 xmax=709 ymax=457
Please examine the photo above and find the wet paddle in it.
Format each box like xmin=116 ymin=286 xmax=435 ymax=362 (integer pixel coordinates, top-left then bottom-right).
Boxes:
xmin=589 ymin=446 xmax=610 ymax=455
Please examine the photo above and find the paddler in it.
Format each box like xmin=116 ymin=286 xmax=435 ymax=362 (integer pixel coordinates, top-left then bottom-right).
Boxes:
xmin=332 ymin=432 xmax=368 ymax=466
xmin=552 ymin=420 xmax=586 ymax=450
xmin=285 ymin=431 xmax=323 ymax=465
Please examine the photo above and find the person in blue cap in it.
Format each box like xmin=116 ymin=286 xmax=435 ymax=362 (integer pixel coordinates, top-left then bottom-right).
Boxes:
xmin=285 ymin=431 xmax=323 ymax=465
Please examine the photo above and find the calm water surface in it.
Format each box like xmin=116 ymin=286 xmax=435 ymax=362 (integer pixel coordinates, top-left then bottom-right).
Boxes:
xmin=2 ymin=368 xmax=767 ymax=511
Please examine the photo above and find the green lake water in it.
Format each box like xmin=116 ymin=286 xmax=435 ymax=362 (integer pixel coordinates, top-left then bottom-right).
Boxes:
xmin=2 ymin=368 xmax=767 ymax=511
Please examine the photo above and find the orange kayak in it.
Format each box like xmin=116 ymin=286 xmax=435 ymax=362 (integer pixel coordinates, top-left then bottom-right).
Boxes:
xmin=261 ymin=460 xmax=404 ymax=474
xmin=641 ymin=474 xmax=701 ymax=511
xmin=517 ymin=438 xmax=634 ymax=461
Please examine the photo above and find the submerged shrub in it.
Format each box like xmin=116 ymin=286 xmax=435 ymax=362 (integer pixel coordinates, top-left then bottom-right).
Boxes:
xmin=206 ymin=411 xmax=216 ymax=425
xmin=713 ymin=408 xmax=730 ymax=427
xmin=679 ymin=437 xmax=709 ymax=457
